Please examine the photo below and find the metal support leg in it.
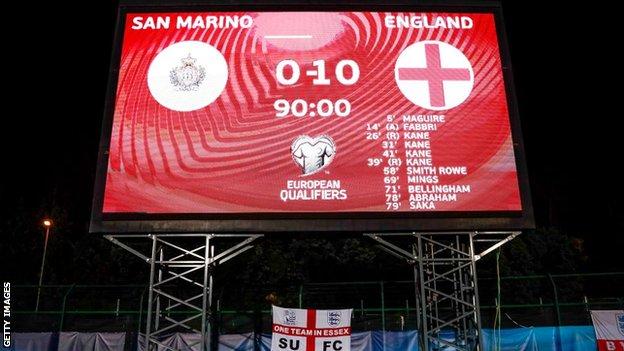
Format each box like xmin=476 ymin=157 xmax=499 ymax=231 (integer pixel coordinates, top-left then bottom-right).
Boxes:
xmin=456 ymin=237 xmax=468 ymax=348
xmin=412 ymin=243 xmax=422 ymax=337
xmin=145 ymin=235 xmax=157 ymax=351
xmin=208 ymin=245 xmax=215 ymax=351
xmin=200 ymin=236 xmax=210 ymax=351
xmin=417 ymin=233 xmax=430 ymax=351
xmin=155 ymin=247 xmax=164 ymax=334
xmin=469 ymin=233 xmax=483 ymax=351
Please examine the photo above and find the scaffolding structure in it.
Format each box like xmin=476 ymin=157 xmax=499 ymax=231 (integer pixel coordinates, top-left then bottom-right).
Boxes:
xmin=366 ymin=231 xmax=520 ymax=351
xmin=104 ymin=231 xmax=518 ymax=351
xmin=105 ymin=233 xmax=262 ymax=351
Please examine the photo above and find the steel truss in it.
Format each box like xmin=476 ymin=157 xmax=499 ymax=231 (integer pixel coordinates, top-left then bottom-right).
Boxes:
xmin=365 ymin=231 xmax=520 ymax=351
xmin=105 ymin=233 xmax=262 ymax=351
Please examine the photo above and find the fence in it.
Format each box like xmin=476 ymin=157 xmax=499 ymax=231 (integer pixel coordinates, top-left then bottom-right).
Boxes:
xmin=9 ymin=272 xmax=624 ymax=335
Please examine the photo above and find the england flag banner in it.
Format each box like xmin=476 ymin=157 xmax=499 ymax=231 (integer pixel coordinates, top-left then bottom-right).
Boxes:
xmin=591 ymin=310 xmax=624 ymax=351
xmin=271 ymin=306 xmax=352 ymax=351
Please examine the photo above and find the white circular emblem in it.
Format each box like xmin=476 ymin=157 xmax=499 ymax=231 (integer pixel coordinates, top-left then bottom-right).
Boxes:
xmin=147 ymin=41 xmax=228 ymax=112
xmin=395 ymin=40 xmax=474 ymax=111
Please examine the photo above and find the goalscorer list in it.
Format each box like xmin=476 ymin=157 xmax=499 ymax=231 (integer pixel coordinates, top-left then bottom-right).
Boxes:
xmin=368 ymin=114 xmax=472 ymax=211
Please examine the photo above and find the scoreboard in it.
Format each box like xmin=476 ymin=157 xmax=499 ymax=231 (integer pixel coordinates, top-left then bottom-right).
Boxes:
xmin=90 ymin=3 xmax=533 ymax=233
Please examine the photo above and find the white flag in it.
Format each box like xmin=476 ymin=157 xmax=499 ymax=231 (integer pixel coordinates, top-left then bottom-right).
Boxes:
xmin=590 ymin=310 xmax=624 ymax=351
xmin=271 ymin=306 xmax=352 ymax=351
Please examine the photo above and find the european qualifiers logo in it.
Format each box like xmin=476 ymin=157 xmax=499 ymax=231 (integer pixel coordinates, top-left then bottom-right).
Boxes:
xmin=281 ymin=136 xmax=346 ymax=202
xmin=170 ymin=54 xmax=206 ymax=91
xmin=291 ymin=135 xmax=336 ymax=176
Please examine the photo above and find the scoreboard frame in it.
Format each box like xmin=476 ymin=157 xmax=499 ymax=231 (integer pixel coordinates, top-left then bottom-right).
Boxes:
xmin=90 ymin=0 xmax=534 ymax=233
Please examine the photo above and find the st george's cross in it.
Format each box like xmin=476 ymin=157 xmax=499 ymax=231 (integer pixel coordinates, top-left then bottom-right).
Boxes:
xmin=271 ymin=306 xmax=352 ymax=351
xmin=395 ymin=40 xmax=474 ymax=111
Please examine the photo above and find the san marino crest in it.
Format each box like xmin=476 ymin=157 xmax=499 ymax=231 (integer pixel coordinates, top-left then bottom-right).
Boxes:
xmin=170 ymin=53 xmax=206 ymax=91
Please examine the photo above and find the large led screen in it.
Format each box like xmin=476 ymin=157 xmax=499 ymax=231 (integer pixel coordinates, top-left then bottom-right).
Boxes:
xmin=92 ymin=6 xmax=533 ymax=232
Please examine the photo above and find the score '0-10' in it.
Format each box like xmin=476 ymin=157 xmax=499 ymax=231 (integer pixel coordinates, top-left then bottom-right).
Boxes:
xmin=276 ymin=59 xmax=360 ymax=86
xmin=274 ymin=59 xmax=359 ymax=117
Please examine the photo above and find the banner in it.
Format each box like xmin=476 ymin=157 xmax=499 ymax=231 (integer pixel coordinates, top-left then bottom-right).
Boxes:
xmin=591 ymin=310 xmax=624 ymax=351
xmin=271 ymin=306 xmax=352 ymax=351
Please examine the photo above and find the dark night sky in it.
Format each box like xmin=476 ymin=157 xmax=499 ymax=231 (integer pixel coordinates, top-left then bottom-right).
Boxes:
xmin=1 ymin=1 xmax=622 ymax=275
